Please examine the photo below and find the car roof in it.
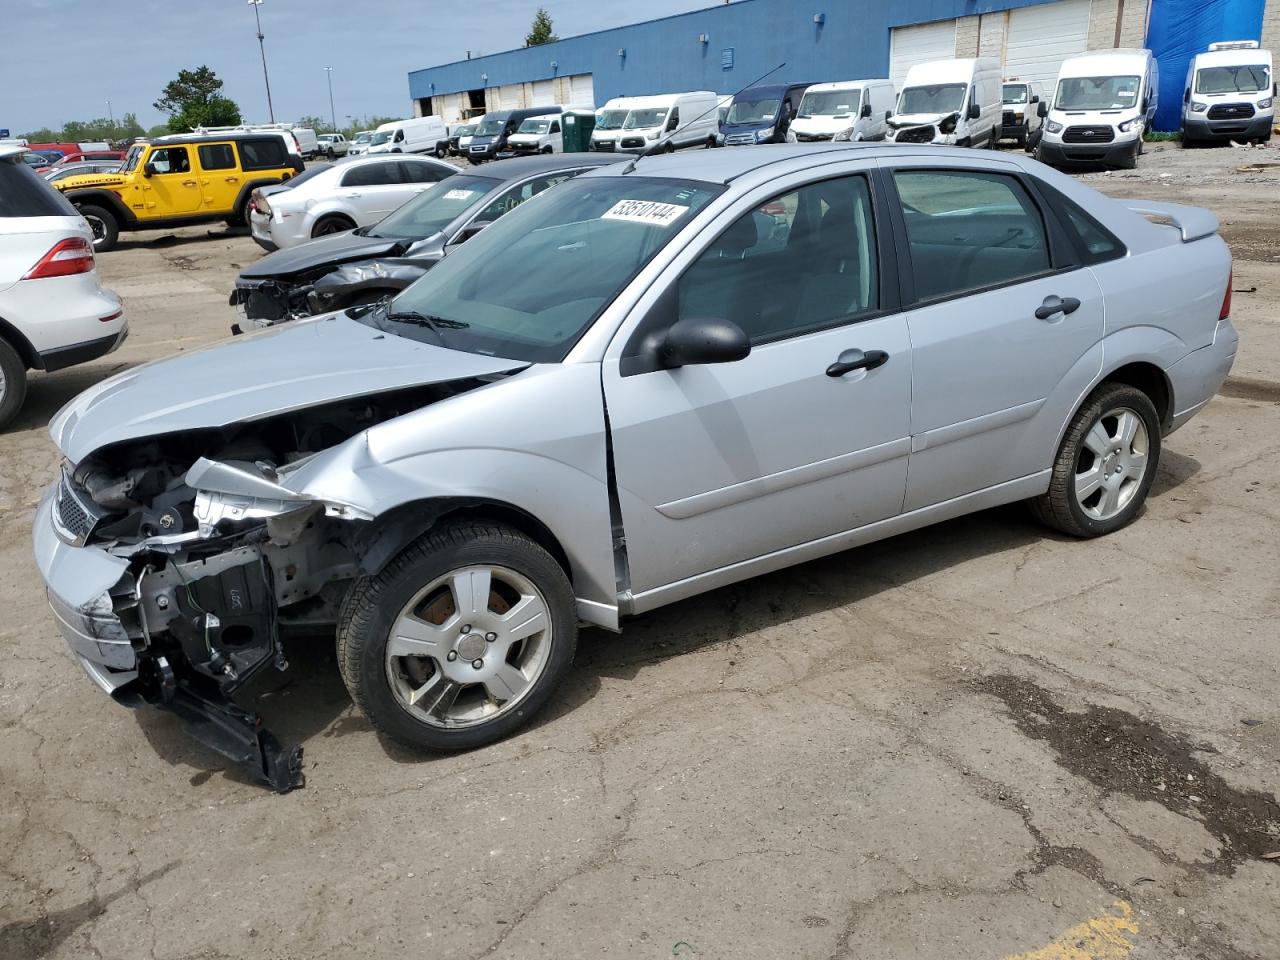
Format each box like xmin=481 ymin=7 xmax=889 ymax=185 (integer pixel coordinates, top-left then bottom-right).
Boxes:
xmin=475 ymin=153 xmax=627 ymax=181
xmin=150 ymin=132 xmax=293 ymax=146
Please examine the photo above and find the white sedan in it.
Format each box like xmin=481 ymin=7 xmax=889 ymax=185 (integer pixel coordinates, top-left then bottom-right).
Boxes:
xmin=252 ymin=155 xmax=456 ymax=250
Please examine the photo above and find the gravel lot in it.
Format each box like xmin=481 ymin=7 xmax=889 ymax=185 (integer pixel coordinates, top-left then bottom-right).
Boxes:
xmin=2 ymin=142 xmax=1278 ymax=960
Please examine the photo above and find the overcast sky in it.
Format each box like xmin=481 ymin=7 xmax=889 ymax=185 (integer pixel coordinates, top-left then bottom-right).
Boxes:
xmin=2 ymin=0 xmax=712 ymax=134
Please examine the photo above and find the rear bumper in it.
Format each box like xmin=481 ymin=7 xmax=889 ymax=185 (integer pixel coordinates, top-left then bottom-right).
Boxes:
xmin=1183 ymin=114 xmax=1273 ymax=141
xmin=1166 ymin=317 xmax=1239 ymax=433
xmin=1037 ymin=137 xmax=1139 ymax=168
xmin=38 ymin=326 xmax=128 ymax=372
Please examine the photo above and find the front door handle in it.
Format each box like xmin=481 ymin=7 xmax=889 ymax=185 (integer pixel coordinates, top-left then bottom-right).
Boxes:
xmin=181 ymin=179 xmax=198 ymax=187
xmin=1035 ymin=295 xmax=1081 ymax=320
xmin=345 ymin=191 xmax=362 ymax=198
xmin=826 ymin=349 xmax=889 ymax=377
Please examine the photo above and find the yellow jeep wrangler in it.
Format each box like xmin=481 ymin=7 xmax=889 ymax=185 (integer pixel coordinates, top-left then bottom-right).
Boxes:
xmin=55 ymin=133 xmax=303 ymax=251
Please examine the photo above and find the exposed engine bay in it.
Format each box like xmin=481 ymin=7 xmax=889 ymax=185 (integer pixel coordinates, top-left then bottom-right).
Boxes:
xmin=888 ymin=111 xmax=960 ymax=144
xmin=59 ymin=380 xmax=492 ymax=791
xmin=231 ymin=255 xmax=431 ymax=328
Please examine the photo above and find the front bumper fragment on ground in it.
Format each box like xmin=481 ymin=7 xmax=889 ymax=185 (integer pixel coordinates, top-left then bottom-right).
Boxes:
xmin=33 ymin=487 xmax=305 ymax=793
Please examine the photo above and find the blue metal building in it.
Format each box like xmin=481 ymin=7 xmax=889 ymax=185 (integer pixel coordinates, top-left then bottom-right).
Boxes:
xmin=408 ymin=0 xmax=1274 ymax=131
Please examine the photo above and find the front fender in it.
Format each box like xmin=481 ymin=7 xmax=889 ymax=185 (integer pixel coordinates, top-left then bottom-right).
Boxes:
xmin=282 ymin=363 xmax=618 ymax=621
xmin=312 ymin=258 xmax=432 ymax=302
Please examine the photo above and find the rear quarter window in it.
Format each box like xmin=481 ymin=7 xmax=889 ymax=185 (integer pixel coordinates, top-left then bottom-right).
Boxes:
xmin=0 ymin=159 xmax=79 ymax=217
xmin=238 ymin=138 xmax=287 ymax=170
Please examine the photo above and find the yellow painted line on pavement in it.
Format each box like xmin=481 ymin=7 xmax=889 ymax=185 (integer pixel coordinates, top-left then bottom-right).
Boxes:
xmin=1003 ymin=901 xmax=1138 ymax=960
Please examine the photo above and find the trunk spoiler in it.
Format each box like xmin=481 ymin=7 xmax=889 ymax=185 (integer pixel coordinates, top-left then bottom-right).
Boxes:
xmin=1122 ymin=200 xmax=1218 ymax=243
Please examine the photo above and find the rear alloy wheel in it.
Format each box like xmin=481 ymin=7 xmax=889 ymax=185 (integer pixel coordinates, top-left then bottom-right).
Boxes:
xmin=435 ymin=144 xmax=448 ymax=159
xmin=311 ymin=215 xmax=354 ymax=238
xmin=78 ymin=204 xmax=118 ymax=252
xmin=0 ymin=338 xmax=28 ymax=431
xmin=338 ymin=521 xmax=578 ymax=751
xmin=1031 ymin=383 xmax=1161 ymax=538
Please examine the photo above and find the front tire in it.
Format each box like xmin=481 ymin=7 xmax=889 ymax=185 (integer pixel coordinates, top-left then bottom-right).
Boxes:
xmin=78 ymin=204 xmax=118 ymax=252
xmin=435 ymin=143 xmax=448 ymax=159
xmin=1031 ymin=383 xmax=1161 ymax=538
xmin=0 ymin=338 xmax=27 ymax=431
xmin=338 ymin=521 xmax=579 ymax=752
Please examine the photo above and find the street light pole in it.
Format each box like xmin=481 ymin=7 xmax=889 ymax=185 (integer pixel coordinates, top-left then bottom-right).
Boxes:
xmin=248 ymin=0 xmax=276 ymax=123
xmin=324 ymin=67 xmax=337 ymax=133
xmin=106 ymin=100 xmax=114 ymax=125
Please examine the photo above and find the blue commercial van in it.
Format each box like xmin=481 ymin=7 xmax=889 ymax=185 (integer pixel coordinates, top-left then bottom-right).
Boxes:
xmin=720 ymin=82 xmax=812 ymax=145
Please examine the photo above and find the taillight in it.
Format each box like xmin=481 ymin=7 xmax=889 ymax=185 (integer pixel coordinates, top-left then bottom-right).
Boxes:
xmin=1219 ymin=267 xmax=1232 ymax=321
xmin=23 ymin=237 xmax=96 ymax=280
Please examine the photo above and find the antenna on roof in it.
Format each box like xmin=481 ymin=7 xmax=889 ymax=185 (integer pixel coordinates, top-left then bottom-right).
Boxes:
xmin=621 ymin=61 xmax=787 ymax=174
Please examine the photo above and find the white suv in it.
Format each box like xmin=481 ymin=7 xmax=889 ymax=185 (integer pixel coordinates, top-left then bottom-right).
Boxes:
xmin=252 ymin=154 xmax=455 ymax=250
xmin=0 ymin=147 xmax=127 ymax=428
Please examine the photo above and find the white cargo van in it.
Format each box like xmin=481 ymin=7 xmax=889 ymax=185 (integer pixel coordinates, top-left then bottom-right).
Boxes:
xmin=886 ymin=58 xmax=1002 ymax=147
xmin=366 ymin=116 xmax=450 ymax=158
xmin=591 ymin=97 xmax=644 ymax=152
xmin=504 ymin=114 xmax=564 ymax=155
xmin=1000 ymin=79 xmax=1043 ymax=148
xmin=1036 ymin=49 xmax=1158 ymax=169
xmin=615 ymin=92 xmax=720 ymax=153
xmin=1182 ymin=41 xmax=1274 ymax=145
xmin=291 ymin=126 xmax=319 ymax=159
xmin=785 ymin=79 xmax=895 ymax=142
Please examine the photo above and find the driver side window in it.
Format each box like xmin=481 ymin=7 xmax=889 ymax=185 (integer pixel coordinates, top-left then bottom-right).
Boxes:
xmin=149 ymin=147 xmax=190 ymax=175
xmin=676 ymin=174 xmax=879 ymax=344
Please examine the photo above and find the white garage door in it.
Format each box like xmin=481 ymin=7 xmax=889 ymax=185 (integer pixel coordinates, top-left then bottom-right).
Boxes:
xmin=498 ymin=83 xmax=525 ymax=110
xmin=890 ymin=20 xmax=959 ymax=88
xmin=532 ymin=79 xmax=556 ymax=105
xmin=569 ymin=73 xmax=595 ymax=109
xmin=1004 ymin=0 xmax=1092 ymax=94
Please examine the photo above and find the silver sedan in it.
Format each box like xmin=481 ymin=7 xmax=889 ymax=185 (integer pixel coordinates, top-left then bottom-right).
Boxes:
xmin=33 ymin=144 xmax=1236 ymax=790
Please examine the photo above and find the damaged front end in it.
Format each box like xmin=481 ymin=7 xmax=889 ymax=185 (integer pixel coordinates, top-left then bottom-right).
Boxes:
xmin=888 ymin=112 xmax=959 ymax=145
xmin=35 ymin=382 xmax=486 ymax=792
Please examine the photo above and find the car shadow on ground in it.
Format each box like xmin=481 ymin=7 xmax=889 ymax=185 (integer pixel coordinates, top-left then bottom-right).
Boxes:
xmin=109 ymin=226 xmax=251 ymax=252
xmin=129 ymin=450 xmax=1198 ymax=789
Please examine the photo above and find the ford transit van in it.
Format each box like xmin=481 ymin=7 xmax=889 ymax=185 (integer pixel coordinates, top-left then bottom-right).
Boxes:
xmin=887 ymin=59 xmax=1002 ymax=147
xmin=1182 ymin=41 xmax=1274 ymax=145
xmin=1036 ymin=49 xmax=1158 ymax=169
xmin=721 ymin=83 xmax=811 ymax=145
xmin=788 ymin=79 xmax=895 ymax=142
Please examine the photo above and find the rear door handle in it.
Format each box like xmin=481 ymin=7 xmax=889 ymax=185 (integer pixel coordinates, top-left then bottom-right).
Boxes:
xmin=181 ymin=179 xmax=197 ymax=187
xmin=345 ymin=191 xmax=362 ymax=198
xmin=826 ymin=349 xmax=889 ymax=377
xmin=1035 ymin=295 xmax=1081 ymax=320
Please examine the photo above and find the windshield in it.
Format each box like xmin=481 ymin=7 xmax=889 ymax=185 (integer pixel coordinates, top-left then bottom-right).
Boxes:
xmin=1196 ymin=64 xmax=1271 ymax=94
xmin=898 ymin=84 xmax=967 ymax=115
xmin=354 ymin=133 xmax=372 ymax=144
xmin=367 ymin=174 xmax=502 ymax=240
xmin=1003 ymin=84 xmax=1029 ymax=104
xmin=624 ymin=108 xmax=668 ymax=129
xmin=119 ymin=143 xmax=146 ymax=173
xmin=1054 ymin=75 xmax=1140 ymax=110
xmin=517 ymin=118 xmax=552 ymax=135
xmin=475 ymin=116 xmax=509 ymax=136
xmin=364 ymin=176 xmax=722 ymax=362
xmin=370 ymin=130 xmax=396 ymax=145
xmin=797 ymin=90 xmax=860 ymax=118
xmin=726 ymin=97 xmax=780 ymax=124
xmin=456 ymin=124 xmax=476 ymax=137
xmin=596 ymin=109 xmax=629 ymax=130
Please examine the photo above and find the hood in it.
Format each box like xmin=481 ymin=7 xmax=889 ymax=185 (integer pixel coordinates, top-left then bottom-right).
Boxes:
xmin=56 ymin=172 xmax=129 ymax=191
xmin=889 ymin=112 xmax=954 ymax=128
xmin=791 ymin=115 xmax=855 ymax=135
xmin=238 ymin=229 xmax=407 ymax=279
xmin=720 ymin=119 xmax=775 ymax=133
xmin=51 ymin=314 xmax=526 ymax=464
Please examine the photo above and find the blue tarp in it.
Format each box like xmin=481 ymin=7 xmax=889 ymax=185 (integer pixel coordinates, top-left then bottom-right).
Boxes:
xmin=1146 ymin=0 xmax=1267 ymax=130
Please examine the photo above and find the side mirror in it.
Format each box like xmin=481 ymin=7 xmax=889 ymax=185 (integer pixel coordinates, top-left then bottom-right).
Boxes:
xmin=1030 ymin=94 xmax=1040 ymax=104
xmin=884 ymin=110 xmax=892 ymax=121
xmin=451 ymin=221 xmax=488 ymax=245
xmin=1037 ymin=101 xmax=1049 ymax=118
xmin=143 ymin=161 xmax=157 ymax=177
xmin=659 ymin=316 xmax=750 ymax=369
xmin=1183 ymin=89 xmax=1191 ymax=104
xmin=966 ymin=102 xmax=981 ymax=120
xmin=860 ymin=103 xmax=872 ymax=118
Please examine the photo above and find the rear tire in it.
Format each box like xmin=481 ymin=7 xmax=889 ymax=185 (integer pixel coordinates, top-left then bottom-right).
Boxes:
xmin=311 ymin=215 xmax=355 ymax=238
xmin=1031 ymin=383 xmax=1161 ymax=538
xmin=0 ymin=338 xmax=27 ymax=431
xmin=78 ymin=204 xmax=118 ymax=252
xmin=434 ymin=143 xmax=448 ymax=159
xmin=337 ymin=520 xmax=578 ymax=752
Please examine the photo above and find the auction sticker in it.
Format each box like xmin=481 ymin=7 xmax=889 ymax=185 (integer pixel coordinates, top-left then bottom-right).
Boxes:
xmin=444 ymin=188 xmax=478 ymax=200
xmin=602 ymin=199 xmax=688 ymax=226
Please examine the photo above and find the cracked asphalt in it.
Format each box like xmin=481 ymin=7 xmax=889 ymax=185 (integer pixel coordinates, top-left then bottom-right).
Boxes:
xmin=2 ymin=142 xmax=1278 ymax=959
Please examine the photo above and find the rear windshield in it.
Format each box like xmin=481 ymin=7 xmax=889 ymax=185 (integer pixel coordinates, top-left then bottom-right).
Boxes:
xmin=0 ymin=158 xmax=79 ymax=217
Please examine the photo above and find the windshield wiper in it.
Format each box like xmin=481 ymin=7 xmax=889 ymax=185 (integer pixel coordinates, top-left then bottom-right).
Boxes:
xmin=384 ymin=310 xmax=469 ymax=329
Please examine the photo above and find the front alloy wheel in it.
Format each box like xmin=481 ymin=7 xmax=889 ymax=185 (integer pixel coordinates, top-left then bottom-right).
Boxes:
xmin=338 ymin=521 xmax=578 ymax=751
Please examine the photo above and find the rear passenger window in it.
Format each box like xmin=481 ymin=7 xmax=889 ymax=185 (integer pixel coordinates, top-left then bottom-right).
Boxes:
xmin=893 ymin=169 xmax=1051 ymax=303
xmin=400 ymin=161 xmax=449 ymax=184
xmin=677 ymin=174 xmax=879 ymax=344
xmin=238 ymin=138 xmax=286 ymax=170
xmin=198 ymin=144 xmax=236 ymax=170
xmin=342 ymin=162 xmax=402 ymax=187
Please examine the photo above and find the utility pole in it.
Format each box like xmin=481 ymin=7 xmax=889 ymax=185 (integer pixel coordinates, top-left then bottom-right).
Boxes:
xmin=248 ymin=0 xmax=276 ymax=123
xmin=106 ymin=100 xmax=114 ymax=125
xmin=324 ymin=67 xmax=337 ymax=133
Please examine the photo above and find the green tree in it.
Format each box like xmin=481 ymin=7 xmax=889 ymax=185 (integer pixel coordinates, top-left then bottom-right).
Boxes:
xmin=295 ymin=114 xmax=330 ymax=133
xmin=525 ymin=7 xmax=558 ymax=45
xmin=154 ymin=66 xmax=242 ymax=132
xmin=146 ymin=123 xmax=172 ymax=138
